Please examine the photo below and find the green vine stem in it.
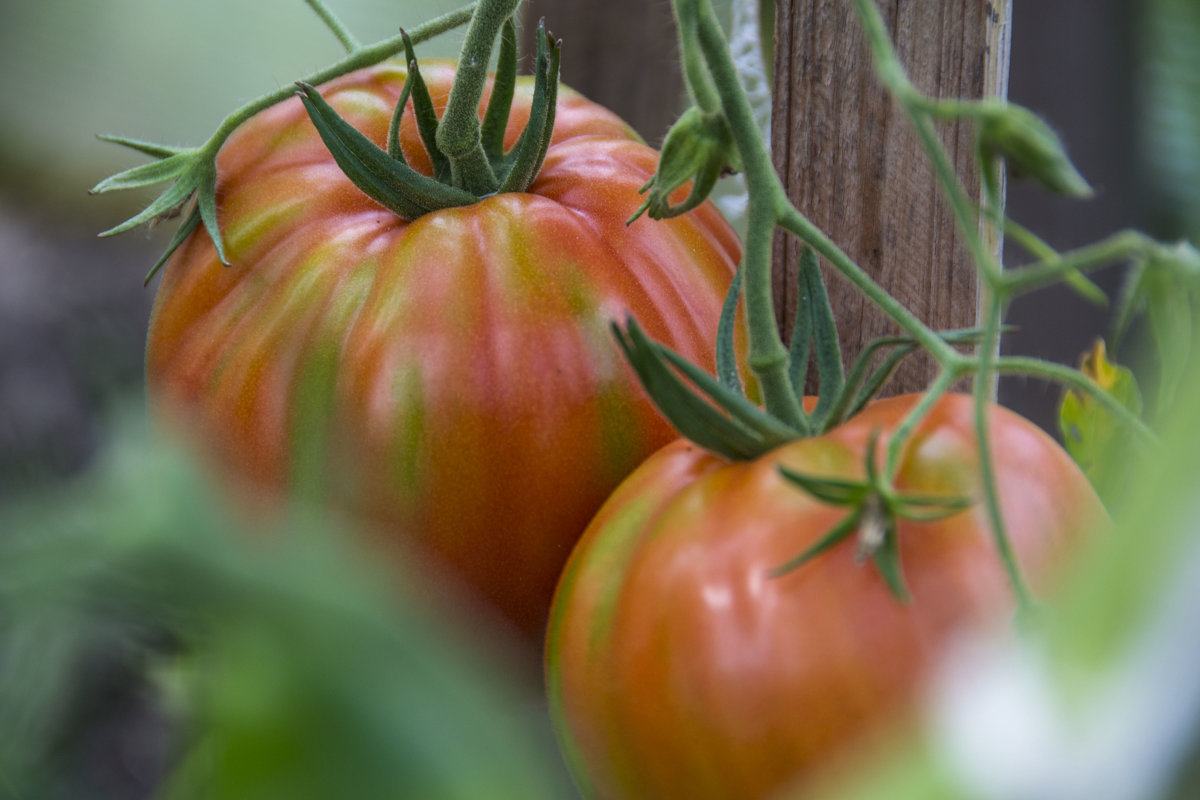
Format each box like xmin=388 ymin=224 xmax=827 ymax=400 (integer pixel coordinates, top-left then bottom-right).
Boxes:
xmin=93 ymin=3 xmax=476 ymax=273
xmin=435 ymin=0 xmax=521 ymax=194
xmin=304 ymin=0 xmax=362 ymax=53
xmin=650 ymin=0 xmax=1187 ymax=604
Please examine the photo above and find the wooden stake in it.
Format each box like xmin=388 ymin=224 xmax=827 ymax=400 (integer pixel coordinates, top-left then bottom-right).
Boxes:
xmin=772 ymin=0 xmax=1012 ymax=394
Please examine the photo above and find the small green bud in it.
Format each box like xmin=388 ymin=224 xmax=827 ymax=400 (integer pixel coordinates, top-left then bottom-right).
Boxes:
xmin=628 ymin=107 xmax=741 ymax=224
xmin=977 ymin=102 xmax=1093 ymax=198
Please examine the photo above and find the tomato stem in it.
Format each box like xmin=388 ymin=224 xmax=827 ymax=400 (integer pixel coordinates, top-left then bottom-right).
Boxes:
xmin=436 ymin=0 xmax=521 ymax=194
xmin=304 ymin=0 xmax=362 ymax=54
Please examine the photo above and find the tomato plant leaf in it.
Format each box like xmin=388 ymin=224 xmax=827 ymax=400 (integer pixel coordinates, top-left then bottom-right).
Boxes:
xmin=1059 ymin=339 xmax=1144 ymax=504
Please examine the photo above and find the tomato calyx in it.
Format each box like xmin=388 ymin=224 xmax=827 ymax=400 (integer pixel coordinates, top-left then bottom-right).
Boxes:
xmin=619 ymin=246 xmax=982 ymax=599
xmin=618 ymin=246 xmax=990 ymax=462
xmin=772 ymin=430 xmax=973 ymax=601
xmin=297 ymin=18 xmax=563 ymax=221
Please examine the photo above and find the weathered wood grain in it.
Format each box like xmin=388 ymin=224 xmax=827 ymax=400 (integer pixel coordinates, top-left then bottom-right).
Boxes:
xmin=772 ymin=0 xmax=1011 ymax=394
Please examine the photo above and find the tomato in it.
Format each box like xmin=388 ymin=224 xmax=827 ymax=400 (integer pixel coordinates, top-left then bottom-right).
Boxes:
xmin=546 ymin=393 xmax=1103 ymax=798
xmin=145 ymin=60 xmax=741 ymax=637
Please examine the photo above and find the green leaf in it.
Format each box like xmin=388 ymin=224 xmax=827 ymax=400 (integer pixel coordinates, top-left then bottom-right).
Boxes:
xmin=1059 ymin=339 xmax=1144 ymax=504
xmin=1145 ymin=264 xmax=1194 ymax=416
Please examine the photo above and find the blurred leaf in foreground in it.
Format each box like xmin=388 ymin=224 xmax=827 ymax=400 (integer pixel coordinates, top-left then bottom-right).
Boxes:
xmin=0 ymin=408 xmax=566 ymax=800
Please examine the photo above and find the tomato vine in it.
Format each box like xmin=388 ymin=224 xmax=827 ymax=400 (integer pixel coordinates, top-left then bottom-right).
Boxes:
xmin=618 ymin=0 xmax=1199 ymax=612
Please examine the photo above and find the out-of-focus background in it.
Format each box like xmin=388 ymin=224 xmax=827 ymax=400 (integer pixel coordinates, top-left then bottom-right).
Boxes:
xmin=0 ymin=1 xmax=1196 ymax=798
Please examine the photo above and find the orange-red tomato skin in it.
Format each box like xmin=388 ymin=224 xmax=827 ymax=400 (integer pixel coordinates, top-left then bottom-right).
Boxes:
xmin=146 ymin=60 xmax=742 ymax=636
xmin=547 ymin=393 xmax=1103 ymax=799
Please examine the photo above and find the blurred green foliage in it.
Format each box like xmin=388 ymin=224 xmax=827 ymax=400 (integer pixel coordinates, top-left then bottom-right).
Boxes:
xmin=0 ymin=405 xmax=570 ymax=799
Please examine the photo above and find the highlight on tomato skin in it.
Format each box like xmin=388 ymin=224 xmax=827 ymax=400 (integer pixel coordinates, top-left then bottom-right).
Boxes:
xmin=143 ymin=58 xmax=745 ymax=641
xmin=545 ymin=392 xmax=1104 ymax=800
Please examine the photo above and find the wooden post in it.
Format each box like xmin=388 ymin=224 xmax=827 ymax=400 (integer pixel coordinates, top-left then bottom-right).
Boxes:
xmin=771 ymin=0 xmax=1012 ymax=394
xmin=519 ymin=0 xmax=685 ymax=144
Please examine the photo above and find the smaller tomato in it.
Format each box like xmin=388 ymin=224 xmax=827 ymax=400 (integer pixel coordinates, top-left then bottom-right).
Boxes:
xmin=546 ymin=393 xmax=1102 ymax=800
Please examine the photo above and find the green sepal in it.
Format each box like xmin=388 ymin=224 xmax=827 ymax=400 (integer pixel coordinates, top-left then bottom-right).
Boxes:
xmin=801 ymin=248 xmax=845 ymax=428
xmin=399 ymin=30 xmax=452 ymax=184
xmin=787 ymin=254 xmax=814 ymax=393
xmin=614 ymin=319 xmax=771 ymax=461
xmin=716 ymin=264 xmax=746 ymax=396
xmin=778 ymin=468 xmax=871 ymax=506
xmin=95 ymin=134 xmax=186 ymax=160
xmin=296 ymin=82 xmax=477 ymax=220
xmin=90 ymin=151 xmax=193 ymax=195
xmin=844 ymin=344 xmax=916 ymax=422
xmin=386 ymin=66 xmax=417 ymax=161
xmin=891 ymin=491 xmax=973 ymax=521
xmin=652 ymin=341 xmax=799 ymax=445
xmin=144 ymin=205 xmax=203 ymax=286
xmin=869 ymin=513 xmax=910 ymax=603
xmin=768 ymin=507 xmax=863 ymax=578
xmin=480 ymin=17 xmax=518 ymax=164
xmin=497 ymin=25 xmax=561 ymax=194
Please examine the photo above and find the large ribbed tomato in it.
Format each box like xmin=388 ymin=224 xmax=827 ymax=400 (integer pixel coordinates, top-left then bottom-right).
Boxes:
xmin=146 ymin=60 xmax=741 ymax=637
xmin=546 ymin=393 xmax=1103 ymax=798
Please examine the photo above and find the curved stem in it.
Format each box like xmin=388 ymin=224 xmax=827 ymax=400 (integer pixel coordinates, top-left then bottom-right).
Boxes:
xmin=992 ymin=356 xmax=1158 ymax=448
xmin=745 ymin=198 xmax=807 ymax=427
xmin=203 ymin=5 xmax=476 ymax=162
xmin=1000 ymin=230 xmax=1162 ymax=297
xmin=883 ymin=366 xmax=964 ymax=480
xmin=974 ymin=293 xmax=1034 ymax=611
xmin=673 ymin=0 xmax=722 ymax=114
xmin=436 ymin=0 xmax=520 ymax=194
xmin=778 ymin=205 xmax=962 ymax=367
xmin=304 ymin=0 xmax=362 ymax=53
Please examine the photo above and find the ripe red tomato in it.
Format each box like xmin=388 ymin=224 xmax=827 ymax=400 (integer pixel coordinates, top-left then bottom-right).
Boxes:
xmin=546 ymin=393 xmax=1103 ymax=798
xmin=145 ymin=60 xmax=741 ymax=637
